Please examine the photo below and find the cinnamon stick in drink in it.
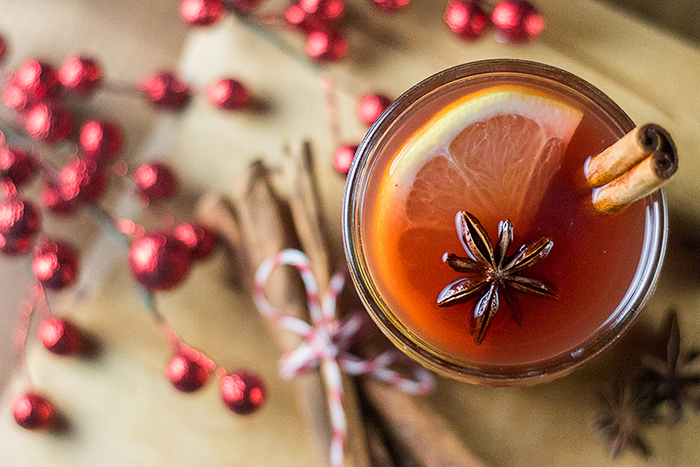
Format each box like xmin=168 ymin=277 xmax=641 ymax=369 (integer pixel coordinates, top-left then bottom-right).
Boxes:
xmin=584 ymin=123 xmax=678 ymax=213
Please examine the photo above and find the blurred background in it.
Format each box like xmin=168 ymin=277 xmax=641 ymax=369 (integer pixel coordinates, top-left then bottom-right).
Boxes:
xmin=0 ymin=0 xmax=698 ymax=466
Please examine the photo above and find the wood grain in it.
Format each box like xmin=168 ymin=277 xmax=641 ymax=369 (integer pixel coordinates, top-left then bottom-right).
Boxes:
xmin=0 ymin=0 xmax=699 ymax=466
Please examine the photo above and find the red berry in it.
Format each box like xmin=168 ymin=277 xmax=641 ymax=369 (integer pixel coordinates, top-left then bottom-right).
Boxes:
xmin=221 ymin=371 xmax=265 ymax=415
xmin=0 ymin=199 xmax=40 ymax=254
xmin=25 ymin=101 xmax=73 ymax=143
xmin=299 ymin=0 xmax=345 ymax=20
xmin=139 ymin=73 xmax=192 ymax=111
xmin=12 ymin=393 xmax=55 ymax=429
xmin=2 ymin=77 xmax=32 ymax=113
xmin=32 ymin=241 xmax=80 ymax=290
xmin=134 ymin=162 xmax=178 ymax=200
xmin=129 ymin=232 xmax=191 ymax=290
xmin=58 ymin=56 xmax=102 ymax=95
xmin=166 ymin=353 xmax=210 ymax=392
xmin=491 ymin=0 xmax=545 ymax=42
xmin=371 ymin=0 xmax=411 ymax=11
xmin=41 ymin=183 xmax=81 ymax=215
xmin=180 ymin=0 xmax=225 ymax=26
xmin=0 ymin=147 xmax=37 ymax=186
xmin=206 ymin=78 xmax=250 ymax=110
xmin=58 ymin=158 xmax=109 ymax=204
xmin=332 ymin=144 xmax=358 ymax=174
xmin=306 ymin=30 xmax=348 ymax=62
xmin=79 ymin=120 xmax=123 ymax=164
xmin=0 ymin=35 xmax=7 ymax=63
xmin=42 ymin=158 xmax=107 ymax=214
xmin=15 ymin=60 xmax=59 ymax=101
xmin=38 ymin=318 xmax=83 ymax=355
xmin=284 ymin=4 xmax=330 ymax=33
xmin=229 ymin=0 xmax=264 ymax=14
xmin=174 ymin=222 xmax=217 ymax=261
xmin=444 ymin=0 xmax=489 ymax=39
xmin=357 ymin=93 xmax=392 ymax=125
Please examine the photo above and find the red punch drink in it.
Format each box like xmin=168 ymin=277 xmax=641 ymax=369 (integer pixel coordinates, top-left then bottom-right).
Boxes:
xmin=343 ymin=60 xmax=666 ymax=385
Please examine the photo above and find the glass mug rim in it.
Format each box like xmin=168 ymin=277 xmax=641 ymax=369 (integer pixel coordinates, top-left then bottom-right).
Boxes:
xmin=342 ymin=59 xmax=668 ymax=385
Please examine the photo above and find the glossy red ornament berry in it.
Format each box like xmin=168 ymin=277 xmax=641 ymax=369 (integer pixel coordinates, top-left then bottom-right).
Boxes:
xmin=166 ymin=353 xmax=210 ymax=392
xmin=58 ymin=56 xmax=102 ymax=95
xmin=206 ymin=78 xmax=249 ymax=110
xmin=0 ymin=199 xmax=40 ymax=254
xmin=306 ymin=30 xmax=348 ymax=62
xmin=299 ymin=0 xmax=345 ymax=20
xmin=32 ymin=241 xmax=79 ymax=290
xmin=332 ymin=144 xmax=358 ymax=174
xmin=12 ymin=393 xmax=55 ymax=429
xmin=59 ymin=158 xmax=108 ymax=204
xmin=0 ymin=147 xmax=37 ymax=186
xmin=229 ymin=0 xmax=264 ymax=14
xmin=41 ymin=159 xmax=107 ymax=215
xmin=38 ymin=317 xmax=83 ymax=355
xmin=15 ymin=60 xmax=59 ymax=101
xmin=79 ymin=120 xmax=123 ymax=164
xmin=1 ymin=179 xmax=17 ymax=199
xmin=491 ymin=0 xmax=545 ymax=42
xmin=284 ymin=4 xmax=330 ymax=33
xmin=174 ymin=222 xmax=217 ymax=261
xmin=180 ymin=0 xmax=225 ymax=26
xmin=129 ymin=232 xmax=191 ymax=290
xmin=357 ymin=93 xmax=392 ymax=125
xmin=134 ymin=162 xmax=178 ymax=200
xmin=139 ymin=73 xmax=192 ymax=111
xmin=444 ymin=0 xmax=489 ymax=39
xmin=0 ymin=35 xmax=7 ymax=63
xmin=371 ymin=0 xmax=410 ymax=11
xmin=2 ymin=77 xmax=32 ymax=113
xmin=25 ymin=101 xmax=73 ymax=143
xmin=221 ymin=371 xmax=265 ymax=415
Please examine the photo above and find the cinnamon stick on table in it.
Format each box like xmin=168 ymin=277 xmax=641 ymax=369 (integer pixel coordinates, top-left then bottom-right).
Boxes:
xmin=283 ymin=140 xmax=371 ymax=467
xmin=199 ymin=158 xmax=370 ymax=467
xmin=211 ymin=160 xmax=334 ymax=467
xmin=585 ymin=123 xmax=678 ymax=213
xmin=362 ymin=379 xmax=486 ymax=467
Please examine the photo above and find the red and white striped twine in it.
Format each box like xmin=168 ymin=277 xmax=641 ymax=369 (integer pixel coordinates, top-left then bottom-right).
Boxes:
xmin=253 ymin=249 xmax=435 ymax=467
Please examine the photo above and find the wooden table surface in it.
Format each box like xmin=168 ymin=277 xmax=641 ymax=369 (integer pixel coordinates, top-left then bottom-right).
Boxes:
xmin=1 ymin=0 xmax=700 ymax=466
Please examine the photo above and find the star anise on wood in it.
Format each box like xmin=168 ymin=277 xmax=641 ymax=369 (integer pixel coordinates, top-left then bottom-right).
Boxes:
xmin=641 ymin=309 xmax=700 ymax=424
xmin=437 ymin=211 xmax=558 ymax=345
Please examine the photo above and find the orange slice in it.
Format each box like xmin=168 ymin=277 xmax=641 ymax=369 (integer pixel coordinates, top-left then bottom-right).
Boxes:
xmin=379 ymin=85 xmax=584 ymax=232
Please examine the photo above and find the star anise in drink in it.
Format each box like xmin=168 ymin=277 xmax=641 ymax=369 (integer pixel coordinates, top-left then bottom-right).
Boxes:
xmin=437 ymin=211 xmax=558 ymax=345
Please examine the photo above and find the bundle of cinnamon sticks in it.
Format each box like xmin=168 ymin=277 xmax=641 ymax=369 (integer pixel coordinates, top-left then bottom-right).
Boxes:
xmin=197 ymin=141 xmax=486 ymax=467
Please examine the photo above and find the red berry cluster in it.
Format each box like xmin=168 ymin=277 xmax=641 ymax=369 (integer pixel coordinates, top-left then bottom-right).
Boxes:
xmin=444 ymin=0 xmax=545 ymax=42
xmin=331 ymin=93 xmax=393 ymax=175
xmin=0 ymin=39 xmax=267 ymax=426
xmin=165 ymin=346 xmax=266 ymax=414
xmin=128 ymin=221 xmax=218 ymax=291
xmin=179 ymin=0 xmax=413 ymax=63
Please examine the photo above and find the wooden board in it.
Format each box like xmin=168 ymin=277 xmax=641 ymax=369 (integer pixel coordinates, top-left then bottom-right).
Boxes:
xmin=1 ymin=0 xmax=700 ymax=466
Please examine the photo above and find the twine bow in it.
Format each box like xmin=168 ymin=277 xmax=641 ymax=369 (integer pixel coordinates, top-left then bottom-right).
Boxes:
xmin=253 ymin=249 xmax=435 ymax=467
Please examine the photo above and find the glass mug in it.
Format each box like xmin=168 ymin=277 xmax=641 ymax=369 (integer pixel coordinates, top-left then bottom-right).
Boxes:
xmin=342 ymin=60 xmax=667 ymax=385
